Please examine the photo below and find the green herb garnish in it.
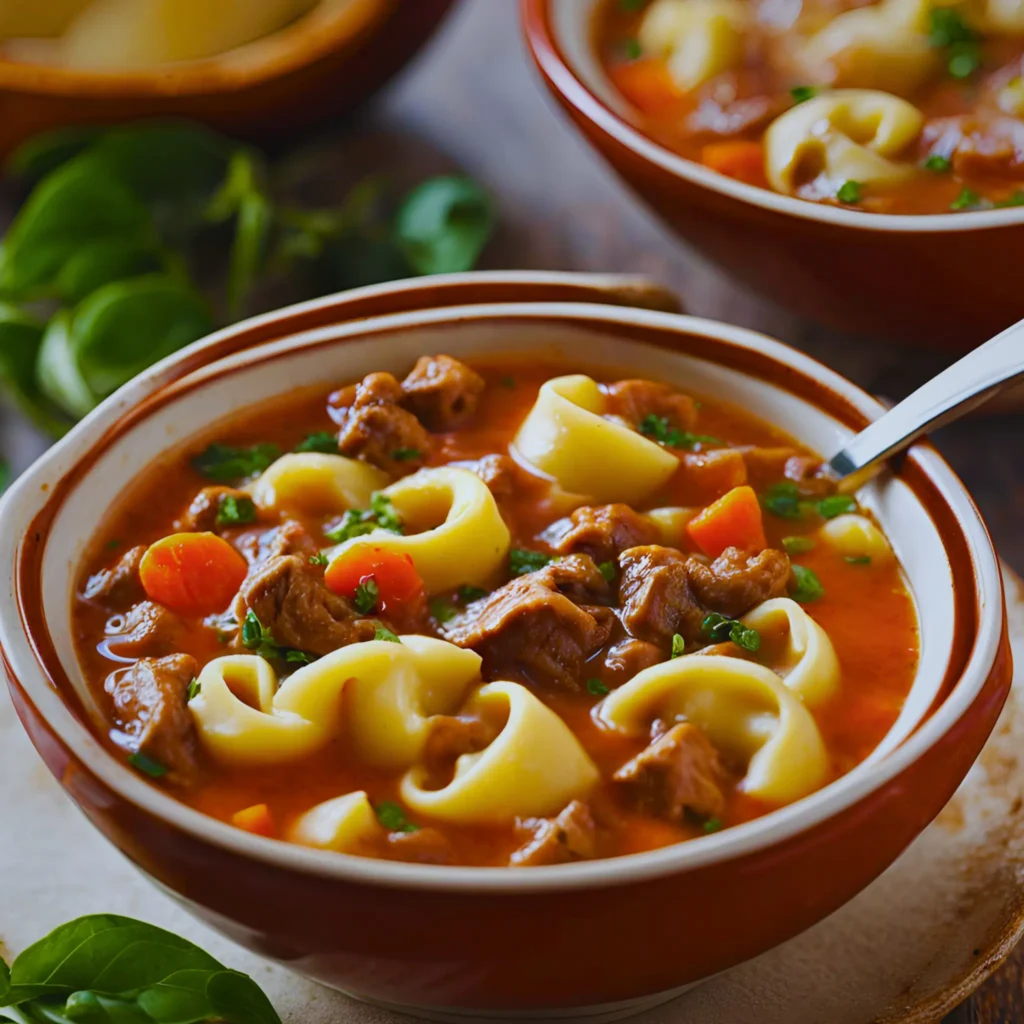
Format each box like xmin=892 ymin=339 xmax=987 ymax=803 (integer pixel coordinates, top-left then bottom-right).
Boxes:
xmin=501 ymin=375 xmax=516 ymax=388
xmin=295 ymin=431 xmax=339 ymax=454
xmin=215 ymin=493 xmax=257 ymax=527
xmin=587 ymin=678 xmax=610 ymax=696
xmin=391 ymin=447 xmax=422 ymax=462
xmin=622 ymin=38 xmax=643 ymax=59
xmin=671 ymin=634 xmax=686 ymax=658
xmin=429 ymin=597 xmax=457 ymax=623
xmin=996 ymin=191 xmax=1024 ymax=208
xmin=187 ymin=678 xmax=201 ymax=701
xmin=309 ymin=552 xmax=329 ymax=566
xmin=701 ymin=612 xmax=761 ymax=652
xmin=639 ymin=413 xmax=720 ymax=451
xmin=354 ymin=578 xmax=380 ymax=614
xmin=459 ymin=585 xmax=489 ymax=602
xmin=950 ymin=186 xmax=984 ymax=211
xmin=374 ymin=623 xmax=401 ymax=644
xmin=324 ymin=492 xmax=403 ymax=543
xmin=192 ymin=442 xmax=280 ymax=482
xmin=703 ymin=817 xmax=723 ymax=834
xmin=598 ymin=560 xmax=617 ymax=583
xmin=924 ymin=154 xmax=952 ymax=173
xmin=837 ymin=180 xmax=862 ymax=204
xmin=127 ymin=752 xmax=167 ymax=778
xmin=509 ymin=548 xmax=552 ymax=576
xmin=762 ymin=481 xmax=802 ymax=519
xmin=375 ymin=801 xmax=420 ymax=833
xmin=948 ymin=43 xmax=982 ymax=79
xmin=790 ymin=85 xmax=817 ymax=104
xmin=818 ymin=494 xmax=857 ymax=519
xmin=845 ymin=554 xmax=872 ymax=565
xmin=241 ymin=609 xmax=315 ymax=665
xmin=370 ymin=492 xmax=402 ymax=532
xmin=791 ymin=564 xmax=825 ymax=603
xmin=928 ymin=7 xmax=981 ymax=78
xmin=782 ymin=535 xmax=816 ymax=554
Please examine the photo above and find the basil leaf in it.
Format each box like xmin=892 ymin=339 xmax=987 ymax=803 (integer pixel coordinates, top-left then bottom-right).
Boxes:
xmin=394 ymin=176 xmax=494 ymax=275
xmin=191 ymin=443 xmax=280 ymax=483
xmin=54 ymin=240 xmax=168 ymax=306
xmin=37 ymin=276 xmax=213 ymax=419
xmin=6 ymin=125 xmax=105 ymax=182
xmin=206 ymin=970 xmax=281 ymax=1024
xmin=0 ymin=304 xmax=69 ymax=437
xmin=791 ymin=565 xmax=825 ymax=603
xmin=0 ymin=159 xmax=153 ymax=298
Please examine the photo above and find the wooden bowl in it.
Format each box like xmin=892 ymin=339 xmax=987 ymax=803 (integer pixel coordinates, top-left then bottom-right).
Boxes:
xmin=521 ymin=0 xmax=1024 ymax=349
xmin=0 ymin=271 xmax=1010 ymax=1018
xmin=0 ymin=0 xmax=455 ymax=156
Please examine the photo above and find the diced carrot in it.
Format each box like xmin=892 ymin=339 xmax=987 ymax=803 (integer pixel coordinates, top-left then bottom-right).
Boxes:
xmin=607 ymin=58 xmax=682 ymax=113
xmin=139 ymin=532 xmax=248 ymax=616
xmin=325 ymin=546 xmax=424 ymax=613
xmin=687 ymin=485 xmax=767 ymax=557
xmin=701 ymin=141 xmax=768 ymax=188
xmin=232 ymin=803 xmax=275 ymax=838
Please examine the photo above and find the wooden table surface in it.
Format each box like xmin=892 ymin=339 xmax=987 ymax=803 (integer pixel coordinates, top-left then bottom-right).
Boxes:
xmin=2 ymin=1 xmax=1023 ymax=1020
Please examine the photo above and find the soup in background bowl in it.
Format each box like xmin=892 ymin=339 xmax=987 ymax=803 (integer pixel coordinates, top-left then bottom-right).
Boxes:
xmin=0 ymin=272 xmax=1010 ymax=1016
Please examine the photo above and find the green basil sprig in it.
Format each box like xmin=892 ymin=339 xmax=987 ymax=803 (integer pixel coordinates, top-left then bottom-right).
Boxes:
xmin=0 ymin=914 xmax=281 ymax=1024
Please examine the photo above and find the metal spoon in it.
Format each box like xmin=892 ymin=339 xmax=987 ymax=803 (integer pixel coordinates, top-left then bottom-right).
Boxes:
xmin=828 ymin=316 xmax=1024 ymax=482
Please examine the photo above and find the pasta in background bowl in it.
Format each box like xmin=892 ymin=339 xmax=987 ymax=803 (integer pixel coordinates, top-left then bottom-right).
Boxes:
xmin=0 ymin=271 xmax=1008 ymax=1019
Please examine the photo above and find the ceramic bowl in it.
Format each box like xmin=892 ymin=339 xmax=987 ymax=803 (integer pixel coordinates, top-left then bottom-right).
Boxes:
xmin=0 ymin=0 xmax=454 ymax=157
xmin=521 ymin=0 xmax=1024 ymax=349
xmin=0 ymin=271 xmax=1011 ymax=1020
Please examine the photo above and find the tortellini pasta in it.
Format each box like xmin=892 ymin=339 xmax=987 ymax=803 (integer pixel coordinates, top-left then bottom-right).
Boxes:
xmin=765 ymin=89 xmax=925 ymax=195
xmin=513 ymin=375 xmax=678 ymax=504
xmin=740 ymin=598 xmax=840 ymax=706
xmin=819 ymin=513 xmax=895 ymax=563
xmin=400 ymin=681 xmax=600 ymax=824
xmin=327 ymin=466 xmax=511 ymax=594
xmin=794 ymin=0 xmax=939 ymax=95
xmin=638 ymin=0 xmax=749 ymax=91
xmin=976 ymin=0 xmax=1024 ymax=32
xmin=288 ymin=791 xmax=383 ymax=853
xmin=0 ymin=0 xmax=92 ymax=39
xmin=189 ymin=636 xmax=482 ymax=768
xmin=597 ymin=655 xmax=829 ymax=804
xmin=247 ymin=452 xmax=386 ymax=517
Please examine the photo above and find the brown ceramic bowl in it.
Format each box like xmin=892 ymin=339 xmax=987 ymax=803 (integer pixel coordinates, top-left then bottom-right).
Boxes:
xmin=521 ymin=0 xmax=1024 ymax=349
xmin=0 ymin=0 xmax=454 ymax=157
xmin=0 ymin=271 xmax=1011 ymax=1019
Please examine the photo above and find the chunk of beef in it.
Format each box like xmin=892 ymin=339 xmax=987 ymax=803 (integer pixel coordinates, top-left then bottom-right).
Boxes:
xmin=239 ymin=520 xmax=320 ymax=566
xmin=545 ymin=504 xmax=660 ymax=565
xmin=511 ymin=800 xmax=598 ymax=867
xmin=83 ymin=545 xmax=146 ymax=605
xmin=178 ymin=486 xmax=251 ymax=533
xmin=680 ymin=449 xmax=748 ymax=502
xmin=601 ymin=638 xmax=664 ymax=688
xmin=331 ymin=372 xmax=432 ymax=474
xmin=458 ymin=454 xmax=542 ymax=499
xmin=105 ymin=654 xmax=200 ymax=783
xmin=923 ymin=114 xmax=1024 ymax=180
xmin=443 ymin=555 xmax=612 ymax=691
xmin=236 ymin=554 xmax=376 ymax=656
xmin=423 ymin=714 xmax=500 ymax=771
xmin=605 ymin=379 xmax=698 ymax=432
xmin=386 ymin=827 xmax=453 ymax=865
xmin=103 ymin=601 xmax=185 ymax=661
xmin=740 ymin=448 xmax=836 ymax=497
xmin=687 ymin=93 xmax=787 ymax=139
xmin=400 ymin=354 xmax=485 ymax=431
xmin=618 ymin=546 xmax=707 ymax=646
xmin=688 ymin=546 xmax=791 ymax=617
xmin=613 ymin=723 xmax=726 ymax=822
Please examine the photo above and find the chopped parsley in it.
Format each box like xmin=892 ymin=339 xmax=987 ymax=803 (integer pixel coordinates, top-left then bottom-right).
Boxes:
xmin=639 ymin=413 xmax=720 ymax=451
xmin=621 ymin=37 xmax=642 ymax=60
xmin=924 ymin=154 xmax=952 ymax=173
xmin=509 ymin=548 xmax=552 ymax=577
xmin=285 ymin=650 xmax=315 ymax=665
xmin=598 ymin=560 xmax=617 ymax=583
xmin=295 ymin=431 xmax=339 ymax=454
xmin=791 ymin=564 xmax=825 ymax=603
xmin=429 ymin=597 xmax=457 ymax=623
xmin=836 ymin=180 xmax=862 ymax=204
xmin=391 ymin=447 xmax=422 ymax=462
xmin=996 ymin=191 xmax=1024 ymax=208
xmin=241 ymin=610 xmax=316 ymax=665
xmin=782 ymin=535 xmax=816 ymax=554
xmin=309 ymin=552 xmax=329 ymax=566
xmin=354 ymin=578 xmax=380 ymax=614
xmin=764 ymin=485 xmax=855 ymax=521
xmin=371 ymin=492 xmax=403 ymax=532
xmin=375 ymin=801 xmax=420 ymax=833
xmin=587 ymin=678 xmax=610 ymax=697
xmin=928 ymin=8 xmax=981 ymax=79
xmin=191 ymin=442 xmax=280 ymax=482
xmin=187 ymin=678 xmax=201 ymax=701
xmin=671 ymin=633 xmax=686 ymax=658
xmin=106 ymin=538 xmax=122 ymax=549
xmin=790 ymin=85 xmax=817 ymax=104
xmin=701 ymin=612 xmax=761 ymax=652
xmin=703 ymin=817 xmax=723 ymax=834
xmin=215 ymin=493 xmax=257 ymax=528
xmin=374 ymin=623 xmax=401 ymax=644
xmin=950 ymin=186 xmax=984 ymax=211
xmin=500 ymin=375 xmax=516 ymax=388
xmin=845 ymin=554 xmax=872 ymax=565
xmin=128 ymin=752 xmax=167 ymax=778
xmin=761 ymin=481 xmax=802 ymax=519
xmin=459 ymin=585 xmax=489 ymax=602
xmin=817 ymin=494 xmax=857 ymax=519
xmin=324 ymin=492 xmax=403 ymax=543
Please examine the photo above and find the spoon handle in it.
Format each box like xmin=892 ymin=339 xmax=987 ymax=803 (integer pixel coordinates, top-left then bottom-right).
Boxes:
xmin=829 ymin=317 xmax=1024 ymax=478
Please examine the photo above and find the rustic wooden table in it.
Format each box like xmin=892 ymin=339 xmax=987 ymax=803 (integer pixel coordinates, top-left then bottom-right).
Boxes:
xmin=2 ymin=1 xmax=1022 ymax=1020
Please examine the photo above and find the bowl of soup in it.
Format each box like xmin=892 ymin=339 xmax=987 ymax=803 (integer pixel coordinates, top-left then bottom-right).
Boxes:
xmin=0 ymin=271 xmax=1010 ymax=1018
xmin=522 ymin=0 xmax=1024 ymax=347
xmin=0 ymin=0 xmax=454 ymax=156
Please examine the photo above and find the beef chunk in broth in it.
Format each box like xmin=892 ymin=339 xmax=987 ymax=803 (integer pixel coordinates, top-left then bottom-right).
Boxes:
xmin=235 ymin=555 xmax=376 ymax=656
xmin=511 ymin=800 xmax=598 ymax=867
xmin=239 ymin=520 xmax=320 ymax=566
xmin=604 ymin=379 xmax=698 ymax=432
xmin=458 ymin=453 xmax=542 ymax=499
xmin=386 ymin=827 xmax=453 ymax=865
xmin=443 ymin=555 xmax=613 ymax=692
xmin=740 ymin=447 xmax=835 ymax=497
xmin=178 ymin=486 xmax=252 ymax=533
xmin=614 ymin=723 xmax=726 ymax=822
xmin=688 ymin=547 xmax=791 ymax=618
xmin=545 ymin=503 xmax=659 ymax=565
xmin=331 ymin=372 xmax=432 ymax=474
xmin=82 ymin=545 xmax=147 ymax=605
xmin=601 ymin=638 xmax=665 ymax=688
xmin=401 ymin=355 xmax=485 ymax=431
xmin=106 ymin=654 xmax=200 ymax=783
xmin=103 ymin=601 xmax=186 ymax=661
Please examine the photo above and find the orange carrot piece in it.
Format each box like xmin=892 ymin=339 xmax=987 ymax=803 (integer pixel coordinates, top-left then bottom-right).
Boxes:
xmin=139 ymin=532 xmax=248 ymax=616
xmin=701 ymin=141 xmax=768 ymax=188
xmin=607 ymin=58 xmax=682 ymax=113
xmin=687 ymin=485 xmax=767 ymax=557
xmin=232 ymin=803 xmax=275 ymax=838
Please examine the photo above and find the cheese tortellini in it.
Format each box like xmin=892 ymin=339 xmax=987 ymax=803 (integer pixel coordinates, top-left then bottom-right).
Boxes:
xmin=819 ymin=513 xmax=895 ymax=563
xmin=247 ymin=452 xmax=387 ymax=517
xmin=975 ymin=0 xmax=1024 ymax=32
xmin=401 ymin=681 xmax=600 ymax=824
xmin=765 ymin=89 xmax=925 ymax=195
xmin=513 ymin=375 xmax=678 ymax=504
xmin=326 ymin=466 xmax=511 ymax=594
xmin=288 ymin=791 xmax=383 ymax=853
xmin=638 ymin=0 xmax=749 ymax=91
xmin=597 ymin=655 xmax=829 ymax=804
xmin=740 ymin=598 xmax=840 ymax=706
xmin=189 ymin=637 xmax=482 ymax=768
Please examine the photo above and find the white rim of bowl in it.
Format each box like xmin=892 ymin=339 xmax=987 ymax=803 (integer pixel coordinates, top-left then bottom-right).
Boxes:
xmin=530 ymin=0 xmax=1024 ymax=234
xmin=0 ymin=291 xmax=1003 ymax=894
